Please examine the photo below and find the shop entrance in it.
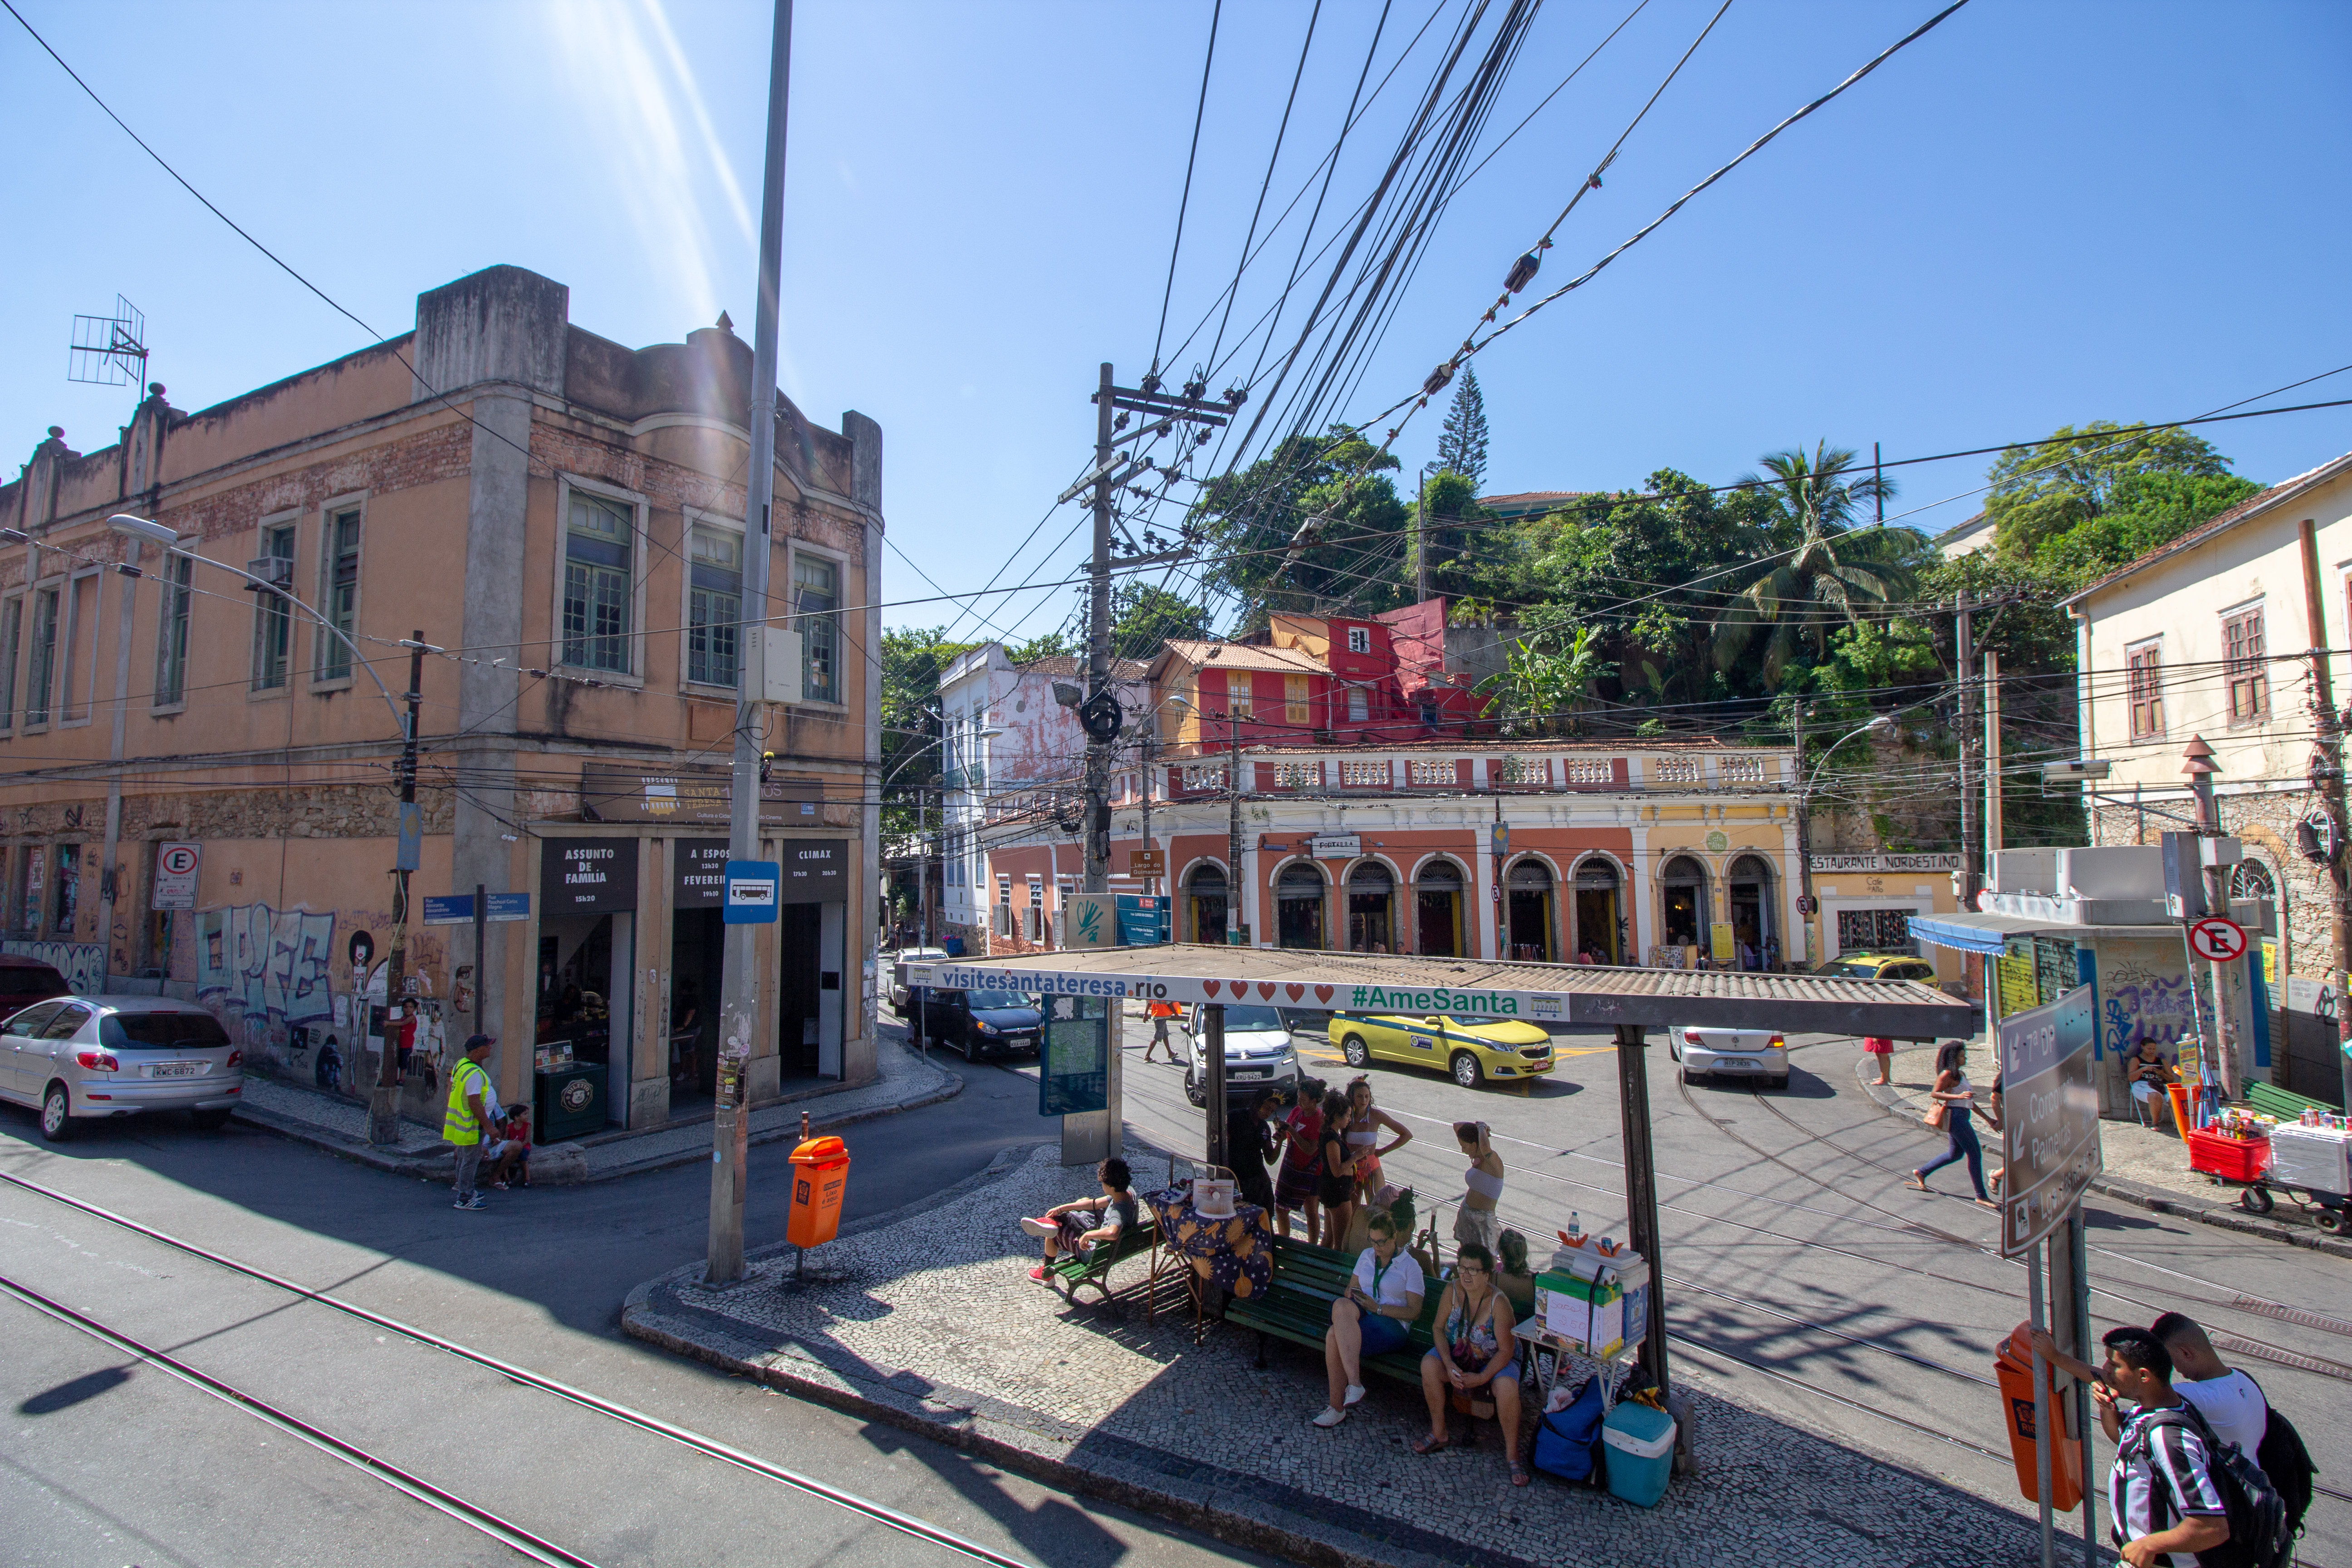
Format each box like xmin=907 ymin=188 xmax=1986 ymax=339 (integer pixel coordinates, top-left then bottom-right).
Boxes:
xmin=1727 ymin=853 xmax=1774 ymax=970
xmin=1186 ymin=863 xmax=1228 ymax=945
xmin=668 ymin=906 xmax=722 ymax=1113
xmin=1660 ymin=854 xmax=1709 ymax=953
xmin=1414 ymin=858 xmax=1463 ymax=956
xmin=1345 ymin=861 xmax=1393 ymax=952
xmin=777 ymin=898 xmax=846 ymax=1083
xmin=1275 ymin=862 xmax=1326 ymax=949
xmin=1505 ymin=858 xmax=1555 ymax=961
xmin=534 ymin=911 xmax=632 ymax=1127
xmin=1573 ymin=859 xmax=1621 ymax=963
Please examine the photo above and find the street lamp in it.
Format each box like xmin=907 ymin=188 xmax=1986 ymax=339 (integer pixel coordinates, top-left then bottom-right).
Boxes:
xmin=1794 ymin=713 xmax=1896 ymax=969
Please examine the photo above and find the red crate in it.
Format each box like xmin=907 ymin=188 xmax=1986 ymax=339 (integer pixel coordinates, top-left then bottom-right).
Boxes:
xmin=2185 ymin=1128 xmax=2269 ymax=1183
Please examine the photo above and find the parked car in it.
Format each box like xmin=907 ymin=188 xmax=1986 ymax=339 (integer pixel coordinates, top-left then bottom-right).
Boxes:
xmin=1668 ymin=1024 xmax=1790 ymax=1089
xmin=1328 ymin=1010 xmax=1556 ymax=1091
xmin=886 ymin=947 xmax=951 ymax=1016
xmin=0 ymin=957 xmax=70 ymax=1029
xmin=918 ymin=987 xmax=1042 ymax=1061
xmin=1813 ymin=953 xmax=1937 ymax=982
xmin=1183 ymin=1002 xmax=1300 ymax=1106
xmin=0 ymin=995 xmax=243 ymax=1140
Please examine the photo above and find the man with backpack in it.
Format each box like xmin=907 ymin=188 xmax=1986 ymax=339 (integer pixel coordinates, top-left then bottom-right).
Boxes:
xmin=2096 ymin=1325 xmax=2297 ymax=1568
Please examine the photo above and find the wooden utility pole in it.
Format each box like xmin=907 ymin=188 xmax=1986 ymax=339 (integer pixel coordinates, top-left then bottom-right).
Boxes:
xmin=2298 ymin=518 xmax=2352 ymax=1107
xmin=368 ymin=633 xmax=428 ymax=1146
xmin=1984 ymin=651 xmax=2003 ymax=869
xmin=1956 ymin=591 xmax=1978 ymax=907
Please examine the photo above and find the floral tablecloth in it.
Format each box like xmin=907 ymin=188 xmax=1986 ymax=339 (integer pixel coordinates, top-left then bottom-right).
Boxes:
xmin=1144 ymin=1188 xmax=1274 ymax=1301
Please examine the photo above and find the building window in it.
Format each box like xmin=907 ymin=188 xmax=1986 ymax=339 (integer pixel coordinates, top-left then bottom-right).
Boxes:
xmin=2127 ymin=639 xmax=2163 ymax=740
xmin=251 ymin=523 xmax=296 ymax=690
xmin=1284 ymin=675 xmax=1310 ymax=725
xmin=2222 ymin=608 xmax=2265 ymax=725
xmin=53 ymin=843 xmax=81 ymax=938
xmin=1346 ymin=686 xmax=1369 ymax=723
xmin=563 ymin=491 xmax=635 ymax=673
xmin=1409 ymin=758 xmax=1452 ymax=787
xmin=687 ymin=526 xmax=743 ymax=687
xmin=152 ymin=554 xmax=191 ymax=706
xmin=319 ymin=507 xmax=362 ymax=681
xmin=794 ymin=553 xmax=839 ymax=703
xmin=1273 ymin=761 xmax=1318 ymax=789
xmin=0 ymin=594 xmax=19 ymax=731
xmin=25 ymin=586 xmax=60 ymax=725
xmin=1224 ymin=670 xmax=1253 ymax=721
xmin=1346 ymin=626 xmax=1371 ymax=655
xmin=60 ymin=571 xmax=95 ymax=722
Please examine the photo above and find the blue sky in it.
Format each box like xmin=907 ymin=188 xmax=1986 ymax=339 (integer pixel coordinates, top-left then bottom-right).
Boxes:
xmin=4 ymin=0 xmax=2347 ymax=646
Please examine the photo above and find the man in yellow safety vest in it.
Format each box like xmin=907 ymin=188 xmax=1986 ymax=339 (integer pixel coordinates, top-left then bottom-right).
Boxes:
xmin=445 ymin=1033 xmax=497 ymax=1210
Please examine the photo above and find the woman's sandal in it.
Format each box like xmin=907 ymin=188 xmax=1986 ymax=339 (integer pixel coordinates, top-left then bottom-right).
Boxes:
xmin=1903 ymin=1173 xmax=1928 ymax=1192
xmin=1411 ymin=1433 xmax=1450 ymax=1455
xmin=1509 ymin=1461 xmax=1531 ymax=1487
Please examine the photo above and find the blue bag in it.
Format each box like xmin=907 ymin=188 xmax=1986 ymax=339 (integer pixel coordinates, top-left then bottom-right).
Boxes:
xmin=1531 ymin=1377 xmax=1607 ymax=1484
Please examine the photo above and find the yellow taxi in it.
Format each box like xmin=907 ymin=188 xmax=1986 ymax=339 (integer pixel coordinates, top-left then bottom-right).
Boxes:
xmin=1326 ymin=1011 xmax=1557 ymax=1091
xmin=1812 ymin=952 xmax=1938 ymax=982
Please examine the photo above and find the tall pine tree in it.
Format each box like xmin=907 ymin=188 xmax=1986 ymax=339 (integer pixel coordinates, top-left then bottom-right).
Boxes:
xmin=1436 ymin=365 xmax=1489 ymax=491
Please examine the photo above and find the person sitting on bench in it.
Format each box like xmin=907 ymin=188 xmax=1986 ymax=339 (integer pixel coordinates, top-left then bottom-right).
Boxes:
xmin=1313 ymin=1210 xmax=1424 ymax=1428
xmin=1414 ymin=1242 xmax=1527 ymax=1483
xmin=1021 ymin=1157 xmax=1137 ymax=1282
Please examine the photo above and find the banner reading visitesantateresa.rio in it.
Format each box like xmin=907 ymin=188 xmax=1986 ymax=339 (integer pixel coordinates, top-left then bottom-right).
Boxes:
xmin=903 ymin=962 xmax=1557 ymax=1019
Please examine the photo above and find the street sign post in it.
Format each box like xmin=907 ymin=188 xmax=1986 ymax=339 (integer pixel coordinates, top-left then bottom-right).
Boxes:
xmin=1997 ymin=987 xmax=2103 ymax=1259
xmin=2187 ymin=915 xmax=2247 ymax=963
xmin=723 ymin=861 xmax=780 ymax=924
xmin=422 ymin=895 xmax=475 ymax=926
xmin=1127 ymin=848 xmax=1165 ymax=879
xmin=1115 ymin=893 xmax=1169 ymax=946
xmin=152 ymin=842 xmax=201 ymax=911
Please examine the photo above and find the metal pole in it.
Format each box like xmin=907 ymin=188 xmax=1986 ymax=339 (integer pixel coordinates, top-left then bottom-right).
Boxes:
xmin=1084 ymin=363 xmax=1114 ymax=899
xmin=100 ymin=538 xmax=141 ymax=965
xmin=368 ymin=634 xmax=427 ymax=1146
xmin=472 ymin=881 xmax=486 ymax=1040
xmin=1957 ymin=591 xmax=1979 ymax=908
xmin=1228 ymin=716 xmax=1245 ymax=946
xmin=2296 ymin=518 xmax=2352 ymax=1107
xmin=1984 ymin=650 xmax=2003 ymax=868
xmin=1793 ymin=702 xmax=1813 ymax=966
xmin=1204 ymin=1003 xmax=1227 ymax=1170
xmin=1139 ymin=726 xmax=1155 ymax=896
xmin=1416 ymin=464 xmax=1432 ymax=602
xmin=2028 ymin=1237 xmax=2055 ymax=1568
xmin=1613 ymin=1023 xmax=1670 ymax=1400
xmin=707 ymin=0 xmax=791 ymax=1288
xmin=2069 ymin=1212 xmax=2096 ymax=1568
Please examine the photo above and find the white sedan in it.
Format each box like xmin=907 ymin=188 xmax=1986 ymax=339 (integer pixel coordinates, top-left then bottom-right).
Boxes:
xmin=1668 ymin=1024 xmax=1789 ymax=1090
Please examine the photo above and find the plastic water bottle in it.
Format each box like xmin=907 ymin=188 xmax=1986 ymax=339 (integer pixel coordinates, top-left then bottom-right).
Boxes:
xmin=1567 ymin=1212 xmax=1581 ymax=1245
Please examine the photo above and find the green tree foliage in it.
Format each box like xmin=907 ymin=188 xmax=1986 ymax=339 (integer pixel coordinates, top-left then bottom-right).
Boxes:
xmin=1190 ymin=425 xmax=1408 ymax=624
xmin=1480 ymin=617 xmax=1612 ymax=735
xmin=1985 ymin=421 xmax=2234 ymax=559
xmin=1436 ymin=366 xmax=1489 ymax=491
xmin=2032 ymin=469 xmax=2262 ymax=583
xmin=1406 ymin=470 xmax=1498 ymax=600
xmin=879 ymin=625 xmax=974 ymax=843
xmin=1004 ymin=630 xmax=1072 ymax=664
xmin=1108 ymin=582 xmax=1215 ymax=660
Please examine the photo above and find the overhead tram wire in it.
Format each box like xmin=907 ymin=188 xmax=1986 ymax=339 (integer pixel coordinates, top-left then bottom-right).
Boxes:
xmin=1199 ymin=0 xmax=1320 ymax=379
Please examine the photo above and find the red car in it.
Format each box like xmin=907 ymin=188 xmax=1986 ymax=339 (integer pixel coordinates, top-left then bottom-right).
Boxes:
xmin=0 ymin=956 xmax=71 ymax=1027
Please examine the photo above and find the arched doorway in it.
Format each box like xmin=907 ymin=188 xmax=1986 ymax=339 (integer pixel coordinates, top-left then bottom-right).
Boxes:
xmin=1415 ymin=858 xmax=1464 ymax=956
xmin=1186 ymin=862 xmax=1227 ymax=946
xmin=1506 ymin=858 xmax=1556 ymax=961
xmin=1727 ymin=854 xmax=1774 ymax=970
xmin=1660 ymin=854 xmax=1709 ymax=952
xmin=1572 ymin=858 xmax=1621 ymax=963
xmin=1346 ymin=861 xmax=1395 ymax=952
xmin=1276 ymin=862 xmax=1327 ymax=949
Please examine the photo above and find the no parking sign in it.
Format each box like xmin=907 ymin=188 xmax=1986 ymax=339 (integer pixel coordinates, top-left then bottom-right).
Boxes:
xmin=152 ymin=842 xmax=201 ymax=910
xmin=2187 ymin=916 xmax=2247 ymax=963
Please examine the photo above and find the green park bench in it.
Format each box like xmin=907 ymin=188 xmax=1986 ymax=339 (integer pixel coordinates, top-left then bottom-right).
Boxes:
xmin=2245 ymin=1081 xmax=2334 ymax=1122
xmin=1224 ymin=1235 xmax=1441 ymax=1383
xmin=1044 ymin=1212 xmax=1160 ymax=1311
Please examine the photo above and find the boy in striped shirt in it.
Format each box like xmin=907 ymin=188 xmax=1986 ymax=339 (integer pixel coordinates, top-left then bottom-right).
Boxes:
xmin=2097 ymin=1326 xmax=2229 ymax=1568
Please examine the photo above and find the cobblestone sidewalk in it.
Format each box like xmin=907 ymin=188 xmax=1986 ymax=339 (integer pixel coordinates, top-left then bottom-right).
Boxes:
xmin=1862 ymin=1047 xmax=2352 ymax=1259
xmin=625 ymin=1141 xmax=2043 ymax=1568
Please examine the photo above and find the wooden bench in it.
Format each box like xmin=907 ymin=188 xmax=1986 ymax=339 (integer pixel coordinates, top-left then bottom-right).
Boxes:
xmin=1044 ymin=1214 xmax=1160 ymax=1312
xmin=1224 ymin=1235 xmax=1441 ymax=1384
xmin=2246 ymin=1081 xmax=2333 ymax=1122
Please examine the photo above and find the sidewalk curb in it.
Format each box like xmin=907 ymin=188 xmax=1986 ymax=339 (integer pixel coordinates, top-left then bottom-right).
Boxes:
xmin=577 ymin=1066 xmax=965 ymax=1184
xmin=1852 ymin=1059 xmax=2352 ymax=1262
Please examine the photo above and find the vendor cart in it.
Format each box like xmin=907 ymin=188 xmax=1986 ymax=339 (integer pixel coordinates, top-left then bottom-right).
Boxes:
xmin=2240 ymin=1122 xmax=2352 ymax=1233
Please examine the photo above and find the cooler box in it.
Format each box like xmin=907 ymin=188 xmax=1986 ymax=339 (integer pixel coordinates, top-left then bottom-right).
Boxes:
xmin=2184 ymin=1128 xmax=2268 ymax=1183
xmin=535 ymin=1059 xmax=608 ymax=1142
xmin=2267 ymin=1124 xmax=2352 ymax=1195
xmin=1601 ymin=1401 xmax=1677 ymax=1507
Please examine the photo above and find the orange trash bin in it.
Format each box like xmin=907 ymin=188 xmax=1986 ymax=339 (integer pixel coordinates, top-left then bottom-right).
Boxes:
xmin=787 ymin=1136 xmax=851 ymax=1249
xmin=1992 ymin=1323 xmax=2082 ymax=1511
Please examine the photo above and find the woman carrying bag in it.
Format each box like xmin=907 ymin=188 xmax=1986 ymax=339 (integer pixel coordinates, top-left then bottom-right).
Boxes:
xmin=1411 ymin=1242 xmax=1527 ymax=1485
xmin=1906 ymin=1039 xmax=2000 ymax=1209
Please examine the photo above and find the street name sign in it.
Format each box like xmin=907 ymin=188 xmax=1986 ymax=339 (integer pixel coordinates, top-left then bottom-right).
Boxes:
xmin=1997 ymin=987 xmax=2102 ymax=1258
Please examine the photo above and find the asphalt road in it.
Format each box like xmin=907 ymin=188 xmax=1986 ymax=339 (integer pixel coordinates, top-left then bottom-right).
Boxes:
xmin=0 ymin=1032 xmax=1277 ymax=1568
xmin=958 ymin=1011 xmax=2352 ymax=1565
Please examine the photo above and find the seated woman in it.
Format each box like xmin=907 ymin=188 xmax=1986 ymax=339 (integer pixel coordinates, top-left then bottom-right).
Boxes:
xmin=1414 ymin=1242 xmax=1526 ymax=1484
xmin=1019 ymin=1156 xmax=1137 ymax=1281
xmin=2125 ymin=1040 xmax=2177 ymax=1127
xmin=1493 ymin=1229 xmax=1536 ymax=1320
xmin=1313 ymin=1210 xmax=1424 ymax=1428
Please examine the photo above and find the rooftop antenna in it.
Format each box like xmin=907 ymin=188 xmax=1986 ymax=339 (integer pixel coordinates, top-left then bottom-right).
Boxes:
xmin=68 ymin=296 xmax=148 ymax=387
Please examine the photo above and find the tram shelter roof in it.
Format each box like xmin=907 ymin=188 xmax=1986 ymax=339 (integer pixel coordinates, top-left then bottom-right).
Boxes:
xmin=906 ymin=944 xmax=1978 ymax=1039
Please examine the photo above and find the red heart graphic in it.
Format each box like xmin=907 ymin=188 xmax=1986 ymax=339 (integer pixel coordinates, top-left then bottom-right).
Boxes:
xmin=1285 ymin=984 xmax=1305 ymax=1001
xmin=1313 ymin=985 xmax=1334 ymax=1004
xmin=1256 ymin=982 xmax=1277 ymax=1000
xmin=1230 ymin=981 xmax=1249 ymax=998
xmin=1203 ymin=980 xmax=1221 ymax=998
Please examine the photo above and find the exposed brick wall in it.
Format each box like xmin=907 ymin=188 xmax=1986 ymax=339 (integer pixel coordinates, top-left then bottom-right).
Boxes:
xmin=159 ymin=421 xmax=473 ymax=545
xmin=2093 ymin=789 xmax=2332 ymax=975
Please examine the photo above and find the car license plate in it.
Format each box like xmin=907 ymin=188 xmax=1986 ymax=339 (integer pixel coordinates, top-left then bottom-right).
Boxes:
xmin=150 ymin=1060 xmax=202 ymax=1078
xmin=1232 ymin=1067 xmax=1264 ymax=1079
xmin=1717 ymin=1058 xmax=1756 ymax=1072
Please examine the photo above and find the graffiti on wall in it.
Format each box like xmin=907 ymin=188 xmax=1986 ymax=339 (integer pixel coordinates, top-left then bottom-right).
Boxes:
xmin=0 ymin=940 xmax=105 ymax=995
xmin=2097 ymin=939 xmax=2202 ymax=1061
xmin=194 ymin=904 xmax=337 ymax=1026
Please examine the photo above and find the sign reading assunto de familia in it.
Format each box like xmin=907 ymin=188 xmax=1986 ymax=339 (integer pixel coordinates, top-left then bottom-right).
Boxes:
xmin=1996 ymin=986 xmax=2103 ymax=1258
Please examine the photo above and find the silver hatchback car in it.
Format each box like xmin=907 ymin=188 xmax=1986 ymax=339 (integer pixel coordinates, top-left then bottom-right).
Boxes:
xmin=0 ymin=995 xmax=244 ymax=1141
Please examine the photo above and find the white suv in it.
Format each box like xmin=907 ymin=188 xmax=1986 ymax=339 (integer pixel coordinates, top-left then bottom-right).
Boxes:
xmin=1181 ymin=1002 xmax=1300 ymax=1106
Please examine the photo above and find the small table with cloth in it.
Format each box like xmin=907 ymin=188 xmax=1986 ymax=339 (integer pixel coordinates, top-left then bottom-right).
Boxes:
xmin=1143 ymin=1186 xmax=1276 ymax=1343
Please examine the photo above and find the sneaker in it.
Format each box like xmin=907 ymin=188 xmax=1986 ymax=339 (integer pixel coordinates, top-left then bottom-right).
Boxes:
xmin=454 ymin=1194 xmax=485 ymax=1211
xmin=1312 ymin=1406 xmax=1348 ymax=1428
xmin=1018 ymin=1216 xmax=1057 ymax=1240
xmin=1028 ymin=1264 xmax=1049 ymax=1282
xmin=1343 ymin=1383 xmax=1366 ymax=1407
xmin=493 ymin=1180 xmax=510 ymax=1190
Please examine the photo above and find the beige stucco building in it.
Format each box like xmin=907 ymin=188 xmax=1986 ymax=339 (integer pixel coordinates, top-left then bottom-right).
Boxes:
xmin=0 ymin=265 xmax=884 ymax=1132
xmin=2065 ymin=448 xmax=2352 ymax=1099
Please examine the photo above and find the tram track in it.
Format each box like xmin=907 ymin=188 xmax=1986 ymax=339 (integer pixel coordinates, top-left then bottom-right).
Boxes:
xmin=0 ymin=1168 xmax=1037 ymax=1568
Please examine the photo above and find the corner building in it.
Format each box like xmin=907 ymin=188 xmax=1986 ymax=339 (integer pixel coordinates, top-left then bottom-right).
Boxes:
xmin=0 ymin=265 xmax=884 ymax=1131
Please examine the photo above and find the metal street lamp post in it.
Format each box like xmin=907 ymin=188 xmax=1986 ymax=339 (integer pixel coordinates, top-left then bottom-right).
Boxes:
xmin=1795 ymin=713 xmax=1895 ymax=967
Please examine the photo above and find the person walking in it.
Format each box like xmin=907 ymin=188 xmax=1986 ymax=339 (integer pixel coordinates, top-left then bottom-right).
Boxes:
xmin=2096 ymin=1326 xmax=2231 ymax=1568
xmin=445 ymin=1034 xmax=497 ymax=1211
xmin=1906 ymin=1039 xmax=2000 ymax=1209
xmin=1141 ymin=999 xmax=1181 ymax=1064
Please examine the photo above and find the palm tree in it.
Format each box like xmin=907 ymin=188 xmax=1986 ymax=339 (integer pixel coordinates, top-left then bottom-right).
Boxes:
xmin=1711 ymin=442 xmax=1915 ymax=684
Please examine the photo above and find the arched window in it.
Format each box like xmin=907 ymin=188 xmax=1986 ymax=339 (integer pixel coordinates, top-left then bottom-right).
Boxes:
xmin=1276 ymin=862 xmax=1327 ymax=949
xmin=1346 ymin=861 xmax=1395 ymax=952
xmin=1660 ymin=853 xmax=1710 ymax=951
xmin=1413 ymin=858 xmax=1464 ymax=957
xmin=1505 ymin=858 xmax=1556 ymax=961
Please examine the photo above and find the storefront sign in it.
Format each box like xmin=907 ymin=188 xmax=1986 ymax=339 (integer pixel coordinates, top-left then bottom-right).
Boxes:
xmin=1808 ymin=853 xmax=1962 ymax=872
xmin=1309 ymin=834 xmax=1362 ymax=859
xmin=540 ymin=838 xmax=640 ymax=915
xmin=674 ymin=840 xmax=730 ymax=907
xmin=1997 ymin=986 xmax=2102 ymax=1257
xmin=580 ymin=764 xmax=809 ymax=827
xmin=152 ymin=842 xmax=201 ymax=910
xmin=778 ymin=838 xmax=846 ymax=903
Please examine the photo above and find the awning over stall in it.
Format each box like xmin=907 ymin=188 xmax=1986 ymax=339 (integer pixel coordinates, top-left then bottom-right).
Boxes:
xmin=1911 ymin=911 xmax=2186 ymax=957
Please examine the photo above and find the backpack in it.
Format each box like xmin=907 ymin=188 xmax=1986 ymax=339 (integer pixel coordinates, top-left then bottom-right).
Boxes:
xmin=2244 ymin=1375 xmax=2317 ymax=1542
xmin=2133 ymin=1404 xmax=2292 ymax=1568
xmin=1531 ymin=1376 xmax=1607 ymax=1485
